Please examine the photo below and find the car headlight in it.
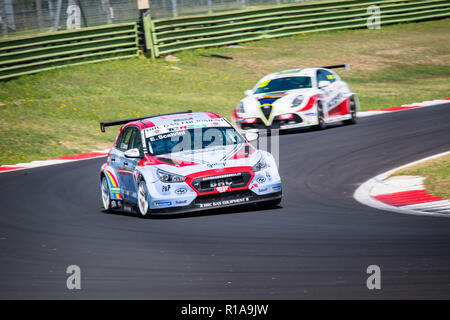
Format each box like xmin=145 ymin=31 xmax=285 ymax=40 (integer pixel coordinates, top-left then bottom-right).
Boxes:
xmin=237 ymin=101 xmax=245 ymax=113
xmin=252 ymin=157 xmax=268 ymax=172
xmin=291 ymin=95 xmax=304 ymax=107
xmin=157 ymin=169 xmax=186 ymax=183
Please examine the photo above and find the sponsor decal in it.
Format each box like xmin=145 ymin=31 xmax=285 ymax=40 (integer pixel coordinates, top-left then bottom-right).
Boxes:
xmin=256 ymin=176 xmax=266 ymax=184
xmin=258 ymin=80 xmax=270 ymax=88
xmin=270 ymin=184 xmax=282 ymax=192
xmin=327 ymin=92 xmax=344 ymax=110
xmin=207 ymin=162 xmax=227 ymax=169
xmin=258 ymin=187 xmax=268 ymax=192
xmin=153 ymin=200 xmax=172 ymax=207
xmin=162 ymin=185 xmax=171 ymax=192
xmin=175 ymin=200 xmax=188 ymax=205
xmin=199 ymin=197 xmax=250 ymax=208
xmin=172 ymin=117 xmax=194 ymax=122
xmin=175 ymin=187 xmax=187 ymax=195
xmin=144 ymin=118 xmax=229 ymax=138
xmin=149 ymin=131 xmax=186 ymax=142
xmin=110 ymin=187 xmax=121 ymax=194
xmin=215 ymin=185 xmax=231 ymax=193
xmin=201 ymin=172 xmax=241 ymax=181
xmin=304 ymin=112 xmax=316 ymax=116
xmin=187 ymin=124 xmax=207 ymax=129
xmin=210 ymin=178 xmax=233 ymax=188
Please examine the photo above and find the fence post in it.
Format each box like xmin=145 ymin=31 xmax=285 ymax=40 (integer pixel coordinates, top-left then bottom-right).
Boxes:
xmin=142 ymin=10 xmax=156 ymax=59
xmin=171 ymin=0 xmax=178 ymax=18
xmin=207 ymin=0 xmax=212 ymax=14
xmin=53 ymin=0 xmax=62 ymax=31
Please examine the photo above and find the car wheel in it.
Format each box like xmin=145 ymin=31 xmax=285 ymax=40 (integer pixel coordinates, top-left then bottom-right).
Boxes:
xmin=315 ymin=101 xmax=326 ymax=130
xmin=138 ymin=180 xmax=151 ymax=217
xmin=256 ymin=198 xmax=282 ymax=209
xmin=101 ymin=176 xmax=112 ymax=212
xmin=343 ymin=96 xmax=357 ymax=125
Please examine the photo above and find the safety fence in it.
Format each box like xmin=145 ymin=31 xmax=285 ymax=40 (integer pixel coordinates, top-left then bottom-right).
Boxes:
xmin=1 ymin=0 xmax=449 ymax=80
xmin=143 ymin=0 xmax=450 ymax=57
xmin=0 ymin=22 xmax=139 ymax=80
xmin=0 ymin=0 xmax=139 ymax=35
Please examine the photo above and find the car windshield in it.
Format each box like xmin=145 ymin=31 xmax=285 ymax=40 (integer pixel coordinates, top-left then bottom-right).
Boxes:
xmin=254 ymin=76 xmax=312 ymax=94
xmin=146 ymin=126 xmax=244 ymax=156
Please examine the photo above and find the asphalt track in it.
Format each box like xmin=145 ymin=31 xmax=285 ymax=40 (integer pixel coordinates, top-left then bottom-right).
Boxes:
xmin=0 ymin=103 xmax=449 ymax=299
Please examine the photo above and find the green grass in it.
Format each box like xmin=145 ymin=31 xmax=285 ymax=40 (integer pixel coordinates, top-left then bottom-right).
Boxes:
xmin=0 ymin=19 xmax=449 ymax=165
xmin=392 ymin=154 xmax=450 ymax=198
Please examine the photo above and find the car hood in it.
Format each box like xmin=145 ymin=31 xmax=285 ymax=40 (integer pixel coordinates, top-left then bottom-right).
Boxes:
xmin=148 ymin=144 xmax=260 ymax=176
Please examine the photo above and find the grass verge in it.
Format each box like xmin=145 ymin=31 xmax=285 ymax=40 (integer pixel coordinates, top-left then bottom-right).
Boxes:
xmin=392 ymin=153 xmax=450 ymax=198
xmin=0 ymin=19 xmax=449 ymax=165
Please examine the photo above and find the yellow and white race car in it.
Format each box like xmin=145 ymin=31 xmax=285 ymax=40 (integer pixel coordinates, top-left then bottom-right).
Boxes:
xmin=232 ymin=64 xmax=359 ymax=131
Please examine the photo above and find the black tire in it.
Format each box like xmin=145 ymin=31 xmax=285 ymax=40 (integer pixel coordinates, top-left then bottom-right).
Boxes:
xmin=343 ymin=96 xmax=357 ymax=125
xmin=137 ymin=179 xmax=151 ymax=217
xmin=256 ymin=197 xmax=282 ymax=209
xmin=315 ymin=101 xmax=326 ymax=130
xmin=100 ymin=176 xmax=113 ymax=213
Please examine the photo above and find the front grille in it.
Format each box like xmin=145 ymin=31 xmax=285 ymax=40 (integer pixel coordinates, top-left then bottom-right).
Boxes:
xmin=192 ymin=172 xmax=252 ymax=193
xmin=260 ymin=105 xmax=272 ymax=120
xmin=194 ymin=189 xmax=253 ymax=205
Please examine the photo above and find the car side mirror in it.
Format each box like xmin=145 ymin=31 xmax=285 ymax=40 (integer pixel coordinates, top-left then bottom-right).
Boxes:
xmin=244 ymin=90 xmax=253 ymax=96
xmin=124 ymin=148 xmax=142 ymax=158
xmin=318 ymin=80 xmax=331 ymax=89
xmin=245 ymin=131 xmax=258 ymax=142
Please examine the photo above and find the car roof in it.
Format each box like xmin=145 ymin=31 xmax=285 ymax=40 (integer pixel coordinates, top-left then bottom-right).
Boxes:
xmin=124 ymin=111 xmax=224 ymax=130
xmin=263 ymin=67 xmax=317 ymax=79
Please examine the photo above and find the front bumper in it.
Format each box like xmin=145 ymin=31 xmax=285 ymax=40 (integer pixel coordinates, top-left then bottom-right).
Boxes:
xmin=238 ymin=114 xmax=317 ymax=130
xmin=150 ymin=189 xmax=282 ymax=215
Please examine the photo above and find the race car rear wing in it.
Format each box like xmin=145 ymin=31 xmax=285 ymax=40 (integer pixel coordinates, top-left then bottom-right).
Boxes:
xmin=100 ymin=110 xmax=193 ymax=132
xmin=321 ymin=64 xmax=350 ymax=70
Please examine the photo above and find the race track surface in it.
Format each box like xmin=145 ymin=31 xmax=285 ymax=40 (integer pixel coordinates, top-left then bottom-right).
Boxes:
xmin=1 ymin=103 xmax=449 ymax=299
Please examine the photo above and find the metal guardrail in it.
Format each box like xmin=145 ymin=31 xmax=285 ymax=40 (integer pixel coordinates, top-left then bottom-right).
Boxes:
xmin=1 ymin=0 xmax=449 ymax=80
xmin=0 ymin=22 xmax=139 ymax=80
xmin=143 ymin=0 xmax=450 ymax=57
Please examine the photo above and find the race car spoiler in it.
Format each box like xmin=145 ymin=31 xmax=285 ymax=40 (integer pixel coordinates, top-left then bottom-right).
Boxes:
xmin=321 ymin=64 xmax=350 ymax=70
xmin=100 ymin=110 xmax=192 ymax=132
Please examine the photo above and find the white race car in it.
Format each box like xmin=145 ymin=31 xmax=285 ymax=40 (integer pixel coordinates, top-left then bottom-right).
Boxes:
xmin=232 ymin=64 xmax=359 ymax=131
xmin=99 ymin=111 xmax=282 ymax=216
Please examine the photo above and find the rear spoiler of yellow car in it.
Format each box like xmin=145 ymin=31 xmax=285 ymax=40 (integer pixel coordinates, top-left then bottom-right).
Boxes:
xmin=100 ymin=110 xmax=193 ymax=132
xmin=321 ymin=64 xmax=350 ymax=70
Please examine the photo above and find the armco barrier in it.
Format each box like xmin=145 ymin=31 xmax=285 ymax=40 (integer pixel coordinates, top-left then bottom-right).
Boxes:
xmin=143 ymin=0 xmax=450 ymax=57
xmin=1 ymin=0 xmax=449 ymax=80
xmin=0 ymin=23 xmax=139 ymax=80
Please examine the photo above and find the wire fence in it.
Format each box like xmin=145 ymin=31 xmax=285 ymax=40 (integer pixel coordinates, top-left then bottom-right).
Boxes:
xmin=149 ymin=0 xmax=317 ymax=19
xmin=0 ymin=0 xmax=324 ymax=36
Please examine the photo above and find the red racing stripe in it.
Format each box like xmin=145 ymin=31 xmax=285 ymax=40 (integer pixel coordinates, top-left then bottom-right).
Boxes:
xmin=0 ymin=166 xmax=26 ymax=172
xmin=373 ymin=190 xmax=444 ymax=206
